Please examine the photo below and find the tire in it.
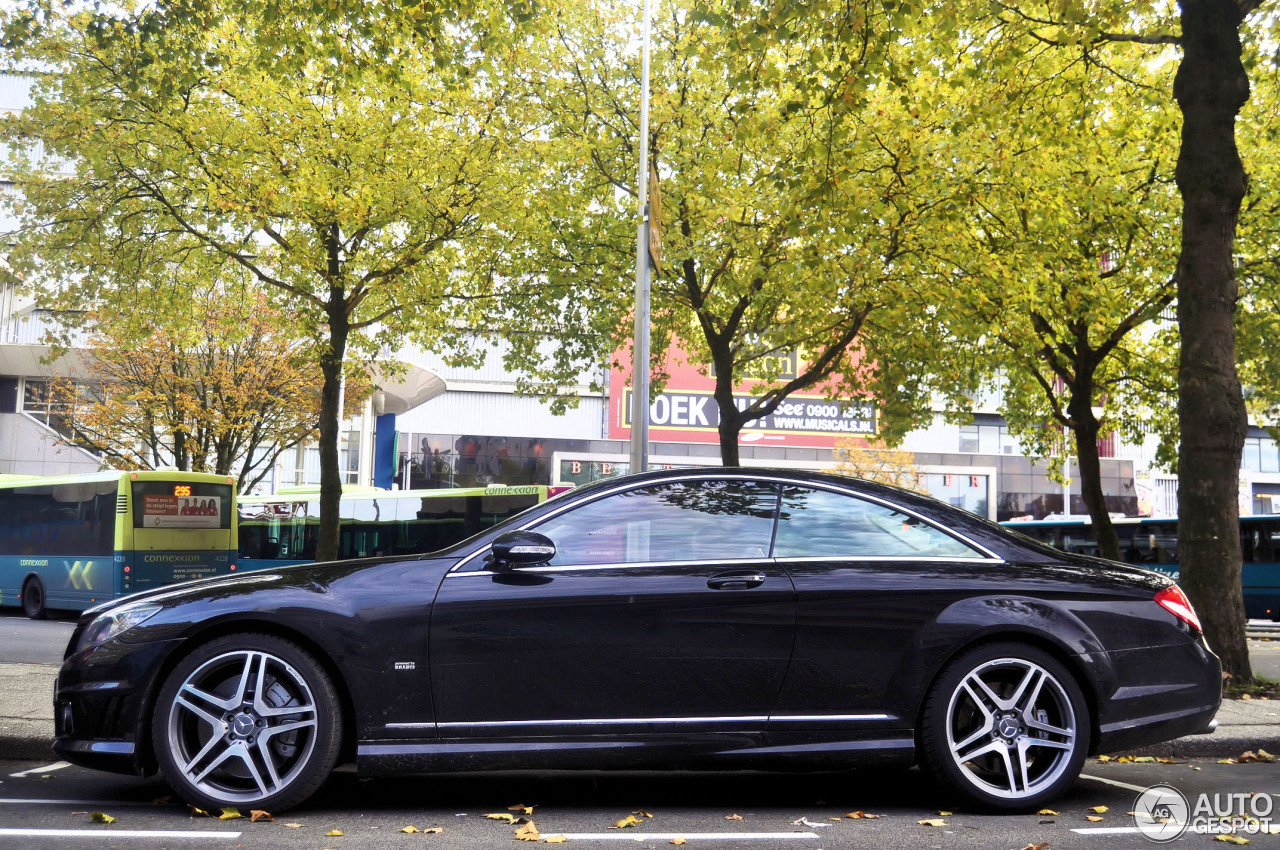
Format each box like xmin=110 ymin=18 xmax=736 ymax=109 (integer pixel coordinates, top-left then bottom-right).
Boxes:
xmin=919 ymin=641 xmax=1090 ymax=812
xmin=151 ymin=633 xmax=343 ymax=812
xmin=21 ymin=577 xmax=47 ymax=620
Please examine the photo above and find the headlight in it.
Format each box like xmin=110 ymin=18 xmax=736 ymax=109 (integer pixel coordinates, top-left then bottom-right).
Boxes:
xmin=76 ymin=603 xmax=163 ymax=652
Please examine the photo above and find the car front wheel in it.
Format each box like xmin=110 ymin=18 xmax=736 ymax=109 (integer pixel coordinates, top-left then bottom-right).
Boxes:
xmin=920 ymin=642 xmax=1089 ymax=812
xmin=152 ymin=634 xmax=343 ymax=812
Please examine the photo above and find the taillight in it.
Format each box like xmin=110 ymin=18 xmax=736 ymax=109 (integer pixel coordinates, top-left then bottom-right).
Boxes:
xmin=1155 ymin=585 xmax=1203 ymax=633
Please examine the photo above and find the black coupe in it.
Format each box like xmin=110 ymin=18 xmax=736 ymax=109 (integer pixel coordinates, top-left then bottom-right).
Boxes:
xmin=53 ymin=468 xmax=1221 ymax=812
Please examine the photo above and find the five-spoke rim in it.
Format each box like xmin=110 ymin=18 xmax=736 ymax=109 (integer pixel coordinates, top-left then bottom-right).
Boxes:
xmin=945 ymin=657 xmax=1077 ymax=800
xmin=166 ymin=650 xmax=319 ymax=803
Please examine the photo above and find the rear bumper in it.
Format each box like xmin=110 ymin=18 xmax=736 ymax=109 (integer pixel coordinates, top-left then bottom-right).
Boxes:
xmin=1088 ymin=637 xmax=1222 ymax=754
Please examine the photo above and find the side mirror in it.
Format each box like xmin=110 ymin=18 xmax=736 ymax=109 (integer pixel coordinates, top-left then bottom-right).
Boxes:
xmin=490 ymin=530 xmax=556 ymax=568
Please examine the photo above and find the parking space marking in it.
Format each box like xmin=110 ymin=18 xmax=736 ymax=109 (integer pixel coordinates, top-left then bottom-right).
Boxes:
xmin=553 ymin=833 xmax=820 ymax=841
xmin=1079 ymin=773 xmax=1150 ymax=794
xmin=9 ymin=762 xmax=71 ymax=778
xmin=0 ymin=828 xmax=242 ymax=839
xmin=0 ymin=798 xmax=167 ymax=807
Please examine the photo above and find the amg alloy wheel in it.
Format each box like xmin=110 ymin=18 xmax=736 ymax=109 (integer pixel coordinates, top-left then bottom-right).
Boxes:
xmin=152 ymin=634 xmax=342 ymax=812
xmin=921 ymin=642 xmax=1089 ymax=811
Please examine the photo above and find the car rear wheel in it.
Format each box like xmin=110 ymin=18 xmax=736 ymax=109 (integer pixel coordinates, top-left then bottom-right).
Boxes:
xmin=21 ymin=577 xmax=47 ymax=620
xmin=152 ymin=634 xmax=342 ymax=812
xmin=920 ymin=642 xmax=1089 ymax=812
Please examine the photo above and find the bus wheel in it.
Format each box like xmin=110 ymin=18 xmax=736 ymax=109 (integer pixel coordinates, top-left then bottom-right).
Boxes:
xmin=21 ymin=577 xmax=47 ymax=620
xmin=152 ymin=634 xmax=343 ymax=812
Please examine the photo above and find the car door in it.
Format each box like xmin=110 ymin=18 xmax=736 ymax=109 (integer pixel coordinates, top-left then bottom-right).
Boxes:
xmin=427 ymin=477 xmax=795 ymax=737
xmin=767 ymin=483 xmax=1000 ymax=731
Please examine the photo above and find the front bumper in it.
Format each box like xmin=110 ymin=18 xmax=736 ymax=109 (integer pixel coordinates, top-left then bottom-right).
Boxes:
xmin=52 ymin=637 xmax=184 ymax=776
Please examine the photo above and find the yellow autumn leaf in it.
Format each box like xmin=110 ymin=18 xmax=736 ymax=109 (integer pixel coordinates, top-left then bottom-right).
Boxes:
xmin=485 ymin=813 xmax=516 ymax=823
xmin=284 ymin=823 xmax=303 ymax=828
xmin=1097 ymin=755 xmax=1113 ymax=762
xmin=611 ymin=814 xmax=643 ymax=829
xmin=515 ymin=821 xmax=541 ymax=841
xmin=1214 ymin=836 xmax=1250 ymax=845
xmin=918 ymin=819 xmax=947 ymax=827
xmin=671 ymin=840 xmax=688 ymax=846
xmin=937 ymin=810 xmax=953 ymax=816
xmin=1086 ymin=815 xmax=1105 ymax=822
xmin=218 ymin=807 xmax=242 ymax=820
xmin=508 ymin=803 xmax=536 ymax=814
xmin=423 ymin=827 xmax=443 ymax=834
xmin=1089 ymin=806 xmax=1108 ymax=814
xmin=634 ymin=809 xmax=654 ymax=818
xmin=401 ymin=825 xmax=420 ymax=833
xmin=249 ymin=810 xmax=273 ymax=823
xmin=1036 ymin=809 xmax=1059 ymax=816
xmin=189 ymin=806 xmax=211 ymax=817
xmin=326 ymin=829 xmax=344 ymax=836
xmin=89 ymin=812 xmax=117 ymax=824
xmin=1132 ymin=756 xmax=1157 ymax=764
xmin=724 ymin=814 xmax=744 ymax=821
xmin=544 ymin=836 xmax=568 ymax=844
xmin=1220 ymin=758 xmax=1239 ymax=764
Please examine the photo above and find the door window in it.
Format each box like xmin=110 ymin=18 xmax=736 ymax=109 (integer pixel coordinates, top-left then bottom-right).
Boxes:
xmin=774 ymin=486 xmax=979 ymax=559
xmin=534 ymin=479 xmax=778 ymax=566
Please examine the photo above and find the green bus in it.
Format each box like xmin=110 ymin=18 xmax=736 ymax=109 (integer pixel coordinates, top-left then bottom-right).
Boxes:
xmin=237 ymin=485 xmax=565 ymax=567
xmin=0 ymin=470 xmax=239 ymax=619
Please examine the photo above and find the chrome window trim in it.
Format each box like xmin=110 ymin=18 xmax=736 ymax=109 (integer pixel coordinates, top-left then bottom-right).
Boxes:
xmin=448 ymin=472 xmax=1003 ymax=574
xmin=386 ymin=713 xmax=894 ymax=732
xmin=448 ymin=554 xmax=1000 ymax=578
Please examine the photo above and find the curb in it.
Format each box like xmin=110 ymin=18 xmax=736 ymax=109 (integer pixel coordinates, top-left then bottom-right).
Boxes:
xmin=0 ymin=733 xmax=55 ymax=761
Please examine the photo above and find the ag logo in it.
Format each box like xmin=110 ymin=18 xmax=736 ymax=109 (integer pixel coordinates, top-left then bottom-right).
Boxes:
xmin=1133 ymin=784 xmax=1189 ymax=842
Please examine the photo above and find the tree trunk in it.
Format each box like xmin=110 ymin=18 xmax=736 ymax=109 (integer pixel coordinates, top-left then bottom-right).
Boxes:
xmin=315 ymin=319 xmax=348 ymax=562
xmin=1173 ymin=0 xmax=1252 ymax=679
xmin=711 ymin=344 xmax=742 ymax=466
xmin=1070 ymin=406 xmax=1121 ymax=562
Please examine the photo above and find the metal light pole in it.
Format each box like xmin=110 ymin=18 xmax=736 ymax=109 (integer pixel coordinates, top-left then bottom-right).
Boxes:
xmin=628 ymin=0 xmax=653 ymax=474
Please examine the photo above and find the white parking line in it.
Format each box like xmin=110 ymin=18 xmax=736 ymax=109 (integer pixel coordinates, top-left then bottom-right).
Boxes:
xmin=0 ymin=798 xmax=167 ymax=807
xmin=553 ymin=833 xmax=820 ymax=841
xmin=0 ymin=829 xmax=241 ymax=839
xmin=9 ymin=762 xmax=71 ymax=778
xmin=1079 ymin=773 xmax=1150 ymax=794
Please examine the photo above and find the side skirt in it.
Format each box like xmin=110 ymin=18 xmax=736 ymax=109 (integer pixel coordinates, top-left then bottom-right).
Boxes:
xmin=356 ymin=732 xmax=916 ymax=775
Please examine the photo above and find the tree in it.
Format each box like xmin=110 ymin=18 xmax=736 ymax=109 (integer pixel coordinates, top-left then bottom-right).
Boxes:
xmin=53 ymin=274 xmax=345 ymax=493
xmin=950 ymin=0 xmax=1259 ymax=678
xmin=510 ymin=0 xmax=966 ymax=465
xmin=1 ymin=3 xmax=539 ymax=560
xmin=826 ymin=436 xmax=926 ymax=492
xmin=930 ymin=42 xmax=1182 ymax=560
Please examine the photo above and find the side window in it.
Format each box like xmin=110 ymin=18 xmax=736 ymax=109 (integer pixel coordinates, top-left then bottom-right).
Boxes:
xmin=534 ymin=480 xmax=778 ymax=566
xmin=774 ymin=486 xmax=981 ymax=559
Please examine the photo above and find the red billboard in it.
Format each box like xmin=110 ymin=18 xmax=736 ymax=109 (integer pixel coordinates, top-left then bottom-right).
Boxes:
xmin=608 ymin=344 xmax=878 ymax=449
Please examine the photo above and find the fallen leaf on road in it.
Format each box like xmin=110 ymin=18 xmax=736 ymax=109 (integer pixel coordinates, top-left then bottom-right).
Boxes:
xmin=508 ymin=803 xmax=534 ymax=812
xmin=1086 ymin=815 xmax=1105 ymax=822
xmin=1214 ymin=836 xmax=1250 ymax=845
xmin=218 ymin=807 xmax=242 ymax=820
xmin=917 ymin=819 xmax=947 ymax=827
xmin=1018 ymin=844 xmax=1049 ymax=850
xmin=89 ymin=812 xmax=116 ymax=824
xmin=249 ymin=810 xmax=273 ymax=823
xmin=326 ymin=829 xmax=344 ymax=836
xmin=671 ymin=839 xmax=687 ymax=846
xmin=544 ymin=835 xmax=567 ymax=843
xmin=937 ymin=810 xmax=953 ymax=816
xmin=1239 ymin=749 xmax=1276 ymax=763
xmin=1097 ymin=755 xmax=1113 ymax=762
xmin=188 ymin=806 xmax=211 ymax=817
xmin=611 ymin=815 xmax=643 ymax=829
xmin=401 ymin=825 xmax=420 ymax=833
xmin=791 ymin=817 xmax=830 ymax=828
xmin=634 ymin=810 xmax=654 ymax=818
xmin=514 ymin=821 xmax=540 ymax=841
xmin=724 ymin=814 xmax=744 ymax=821
xmin=485 ymin=813 xmax=516 ymax=823
xmin=284 ymin=823 xmax=302 ymax=828
xmin=1220 ymin=758 xmax=1239 ymax=764
xmin=1088 ymin=806 xmax=1108 ymax=814
xmin=1036 ymin=809 xmax=1058 ymax=816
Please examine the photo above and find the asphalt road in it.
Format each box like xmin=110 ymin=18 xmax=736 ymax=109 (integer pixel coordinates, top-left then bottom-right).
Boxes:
xmin=0 ymin=757 xmax=1277 ymax=849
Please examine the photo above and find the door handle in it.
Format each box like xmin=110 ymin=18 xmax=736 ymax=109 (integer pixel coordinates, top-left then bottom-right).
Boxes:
xmin=706 ymin=572 xmax=767 ymax=589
